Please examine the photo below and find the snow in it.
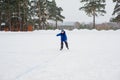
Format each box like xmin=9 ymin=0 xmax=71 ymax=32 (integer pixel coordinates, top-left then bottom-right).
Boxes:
xmin=0 ymin=29 xmax=120 ymax=80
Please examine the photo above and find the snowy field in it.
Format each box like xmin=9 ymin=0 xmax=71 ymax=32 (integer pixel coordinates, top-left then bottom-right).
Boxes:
xmin=0 ymin=29 xmax=120 ymax=80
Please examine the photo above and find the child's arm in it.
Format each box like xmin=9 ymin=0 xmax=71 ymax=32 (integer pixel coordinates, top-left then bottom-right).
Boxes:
xmin=56 ymin=33 xmax=61 ymax=36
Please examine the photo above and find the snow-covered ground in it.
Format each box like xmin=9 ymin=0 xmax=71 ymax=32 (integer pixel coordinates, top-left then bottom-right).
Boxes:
xmin=0 ymin=29 xmax=120 ymax=80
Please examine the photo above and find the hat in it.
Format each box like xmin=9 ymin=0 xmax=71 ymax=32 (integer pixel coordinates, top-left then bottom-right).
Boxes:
xmin=61 ymin=29 xmax=64 ymax=32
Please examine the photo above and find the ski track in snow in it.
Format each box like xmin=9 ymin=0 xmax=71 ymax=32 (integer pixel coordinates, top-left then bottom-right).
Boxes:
xmin=15 ymin=53 xmax=62 ymax=80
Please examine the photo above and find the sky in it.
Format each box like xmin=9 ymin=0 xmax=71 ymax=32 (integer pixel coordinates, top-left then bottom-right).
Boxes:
xmin=54 ymin=0 xmax=115 ymax=24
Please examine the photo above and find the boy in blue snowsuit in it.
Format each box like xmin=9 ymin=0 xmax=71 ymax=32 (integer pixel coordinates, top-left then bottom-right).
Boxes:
xmin=56 ymin=30 xmax=69 ymax=50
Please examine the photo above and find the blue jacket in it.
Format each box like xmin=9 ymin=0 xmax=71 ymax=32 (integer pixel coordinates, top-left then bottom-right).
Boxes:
xmin=56 ymin=31 xmax=67 ymax=42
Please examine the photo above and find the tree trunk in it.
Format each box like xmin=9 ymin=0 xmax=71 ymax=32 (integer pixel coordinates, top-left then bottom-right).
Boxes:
xmin=93 ymin=11 xmax=96 ymax=29
xmin=24 ymin=0 xmax=28 ymax=31
xmin=38 ymin=0 xmax=42 ymax=29
xmin=18 ymin=1 xmax=21 ymax=31
xmin=7 ymin=0 xmax=12 ymax=31
xmin=56 ymin=20 xmax=58 ymax=29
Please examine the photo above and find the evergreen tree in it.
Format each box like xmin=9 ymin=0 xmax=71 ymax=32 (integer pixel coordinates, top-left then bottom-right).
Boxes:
xmin=111 ymin=0 xmax=120 ymax=23
xmin=47 ymin=0 xmax=65 ymax=29
xmin=79 ymin=0 xmax=106 ymax=28
xmin=30 ymin=0 xmax=50 ymax=29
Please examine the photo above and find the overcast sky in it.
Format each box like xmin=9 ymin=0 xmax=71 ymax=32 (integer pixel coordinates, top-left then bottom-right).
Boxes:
xmin=54 ymin=0 xmax=115 ymax=24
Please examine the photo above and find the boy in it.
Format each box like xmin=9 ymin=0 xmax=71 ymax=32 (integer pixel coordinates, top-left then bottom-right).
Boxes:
xmin=56 ymin=29 xmax=69 ymax=50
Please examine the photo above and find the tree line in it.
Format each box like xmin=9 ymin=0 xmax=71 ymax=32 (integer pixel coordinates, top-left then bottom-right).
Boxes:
xmin=0 ymin=0 xmax=120 ymax=31
xmin=0 ymin=0 xmax=64 ymax=31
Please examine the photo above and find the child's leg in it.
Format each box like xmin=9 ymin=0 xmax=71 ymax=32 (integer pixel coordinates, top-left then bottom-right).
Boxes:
xmin=60 ymin=41 xmax=63 ymax=50
xmin=65 ymin=41 xmax=69 ymax=49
